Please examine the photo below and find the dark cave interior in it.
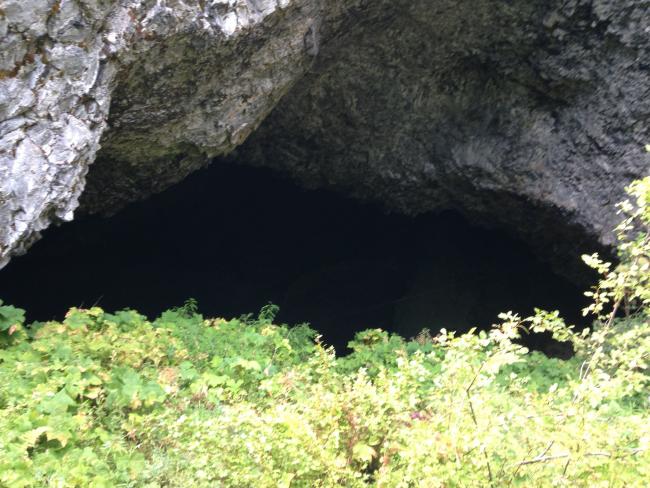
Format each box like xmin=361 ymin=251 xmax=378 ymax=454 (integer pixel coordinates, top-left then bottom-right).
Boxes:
xmin=0 ymin=162 xmax=592 ymax=354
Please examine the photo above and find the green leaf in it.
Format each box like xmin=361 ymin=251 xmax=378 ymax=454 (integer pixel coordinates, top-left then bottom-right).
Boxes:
xmin=38 ymin=389 xmax=77 ymax=414
xmin=352 ymin=443 xmax=376 ymax=463
xmin=0 ymin=300 xmax=25 ymax=335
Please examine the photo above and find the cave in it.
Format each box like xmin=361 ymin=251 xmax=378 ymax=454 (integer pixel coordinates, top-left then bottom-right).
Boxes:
xmin=0 ymin=161 xmax=591 ymax=355
xmin=1 ymin=0 xmax=646 ymax=295
xmin=2 ymin=2 xmax=649 ymax=484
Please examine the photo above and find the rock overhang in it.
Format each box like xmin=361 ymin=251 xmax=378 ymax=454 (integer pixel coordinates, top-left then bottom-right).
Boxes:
xmin=1 ymin=0 xmax=649 ymax=273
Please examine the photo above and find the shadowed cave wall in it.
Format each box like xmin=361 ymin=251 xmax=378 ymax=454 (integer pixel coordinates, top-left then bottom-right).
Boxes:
xmin=1 ymin=0 xmax=648 ymax=271
xmin=0 ymin=162 xmax=591 ymax=354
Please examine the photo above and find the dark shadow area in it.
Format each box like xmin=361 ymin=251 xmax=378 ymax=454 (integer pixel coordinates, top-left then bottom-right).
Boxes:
xmin=0 ymin=162 xmax=591 ymax=354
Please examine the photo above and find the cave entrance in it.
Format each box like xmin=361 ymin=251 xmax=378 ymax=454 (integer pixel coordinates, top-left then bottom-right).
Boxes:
xmin=0 ymin=163 xmax=590 ymax=354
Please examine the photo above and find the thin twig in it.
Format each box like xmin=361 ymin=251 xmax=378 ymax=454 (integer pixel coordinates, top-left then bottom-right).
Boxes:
xmin=587 ymin=452 xmax=612 ymax=458
xmin=562 ymin=459 xmax=570 ymax=475
xmin=509 ymin=446 xmax=535 ymax=483
xmin=575 ymin=294 xmax=624 ymax=403
xmin=466 ymin=363 xmax=485 ymax=395
xmin=465 ymin=362 xmax=494 ymax=485
xmin=511 ymin=441 xmax=556 ymax=479
xmin=606 ymin=296 xmax=623 ymax=329
xmin=617 ymin=447 xmax=648 ymax=459
xmin=538 ymin=441 xmax=555 ymax=459
xmin=516 ymin=453 xmax=570 ymax=466
xmin=515 ymin=451 xmax=617 ymax=468
xmin=465 ymin=363 xmax=484 ymax=427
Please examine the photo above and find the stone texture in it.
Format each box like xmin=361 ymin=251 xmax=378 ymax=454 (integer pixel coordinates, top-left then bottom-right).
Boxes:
xmin=0 ymin=0 xmax=322 ymax=267
xmin=226 ymin=0 xmax=650 ymax=276
xmin=0 ymin=0 xmax=115 ymax=267
xmin=1 ymin=0 xmax=649 ymax=272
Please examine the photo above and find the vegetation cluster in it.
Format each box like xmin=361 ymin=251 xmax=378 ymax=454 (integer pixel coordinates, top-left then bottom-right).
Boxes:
xmin=1 ymin=180 xmax=649 ymax=487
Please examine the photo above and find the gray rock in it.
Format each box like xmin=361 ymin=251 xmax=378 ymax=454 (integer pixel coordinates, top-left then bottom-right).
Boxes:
xmin=0 ymin=0 xmax=309 ymax=267
xmin=1 ymin=0 xmax=649 ymax=273
xmin=224 ymin=0 xmax=650 ymax=277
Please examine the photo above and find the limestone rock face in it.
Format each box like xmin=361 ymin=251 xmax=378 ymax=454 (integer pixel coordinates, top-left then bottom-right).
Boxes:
xmin=0 ymin=0 xmax=115 ymax=267
xmin=1 ymin=0 xmax=649 ymax=269
xmin=0 ymin=0 xmax=324 ymax=267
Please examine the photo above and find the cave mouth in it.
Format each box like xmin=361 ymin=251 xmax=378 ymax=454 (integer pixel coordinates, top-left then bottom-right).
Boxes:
xmin=0 ymin=162 xmax=590 ymax=355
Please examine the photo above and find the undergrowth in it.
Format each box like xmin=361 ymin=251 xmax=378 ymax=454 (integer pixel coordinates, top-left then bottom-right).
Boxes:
xmin=1 ymin=179 xmax=649 ymax=487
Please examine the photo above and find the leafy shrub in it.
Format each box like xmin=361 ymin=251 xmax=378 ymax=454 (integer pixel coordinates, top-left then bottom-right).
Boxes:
xmin=1 ymin=179 xmax=649 ymax=486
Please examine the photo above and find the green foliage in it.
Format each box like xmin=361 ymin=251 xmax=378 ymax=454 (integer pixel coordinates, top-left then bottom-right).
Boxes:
xmin=1 ymin=179 xmax=649 ymax=486
xmin=0 ymin=299 xmax=26 ymax=347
